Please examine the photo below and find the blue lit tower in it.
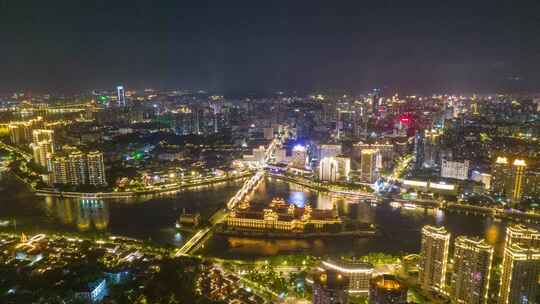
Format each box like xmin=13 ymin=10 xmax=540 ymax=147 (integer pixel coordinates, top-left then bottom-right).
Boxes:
xmin=117 ymin=85 xmax=126 ymax=107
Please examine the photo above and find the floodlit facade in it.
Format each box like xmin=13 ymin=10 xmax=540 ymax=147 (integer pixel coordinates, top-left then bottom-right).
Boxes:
xmin=504 ymin=225 xmax=540 ymax=250
xmin=48 ymin=151 xmax=106 ymax=186
xmin=419 ymin=225 xmax=450 ymax=293
xmin=322 ymin=259 xmax=373 ymax=295
xmin=498 ymin=225 xmax=540 ymax=304
xmin=117 ymin=85 xmax=126 ymax=107
xmin=353 ymin=143 xmax=394 ymax=170
xmin=492 ymin=157 xmax=510 ymax=196
xmin=319 ymin=157 xmax=339 ymax=182
xmin=441 ymin=159 xmax=470 ymax=180
xmin=274 ymin=148 xmax=287 ymax=163
xmin=369 ymin=274 xmax=408 ymax=304
xmin=87 ymin=151 xmax=107 ymax=186
xmin=69 ymin=151 xmax=88 ymax=185
xmin=32 ymin=129 xmax=54 ymax=144
xmin=253 ymin=146 xmax=266 ymax=165
xmin=511 ymin=159 xmax=526 ymax=202
xmin=335 ymin=156 xmax=351 ymax=182
xmin=9 ymin=122 xmax=32 ymax=145
xmin=450 ymin=236 xmax=493 ymax=304
xmin=291 ymin=145 xmax=307 ymax=169
xmin=31 ymin=140 xmax=54 ymax=168
xmin=360 ymin=149 xmax=378 ymax=183
xmin=30 ymin=129 xmax=55 ymax=168
xmin=48 ymin=155 xmax=70 ymax=185
xmin=498 ymin=244 xmax=540 ymax=304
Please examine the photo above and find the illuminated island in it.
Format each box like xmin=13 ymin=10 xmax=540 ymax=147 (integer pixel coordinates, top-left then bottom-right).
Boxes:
xmin=220 ymin=198 xmax=376 ymax=238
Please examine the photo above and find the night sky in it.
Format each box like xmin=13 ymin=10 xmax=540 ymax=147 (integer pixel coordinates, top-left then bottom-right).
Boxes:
xmin=1 ymin=0 xmax=540 ymax=94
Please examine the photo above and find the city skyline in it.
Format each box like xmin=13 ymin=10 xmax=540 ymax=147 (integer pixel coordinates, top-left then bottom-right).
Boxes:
xmin=2 ymin=2 xmax=540 ymax=303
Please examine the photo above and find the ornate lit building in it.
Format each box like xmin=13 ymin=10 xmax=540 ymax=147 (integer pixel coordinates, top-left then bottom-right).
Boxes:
xmin=226 ymin=198 xmax=341 ymax=233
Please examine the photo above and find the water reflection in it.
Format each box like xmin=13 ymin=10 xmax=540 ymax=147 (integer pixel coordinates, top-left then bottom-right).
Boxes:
xmin=289 ymin=191 xmax=307 ymax=208
xmin=317 ymin=193 xmax=334 ymax=210
xmin=434 ymin=208 xmax=445 ymax=225
xmin=202 ymin=178 xmax=515 ymax=259
xmin=45 ymin=197 xmax=109 ymax=231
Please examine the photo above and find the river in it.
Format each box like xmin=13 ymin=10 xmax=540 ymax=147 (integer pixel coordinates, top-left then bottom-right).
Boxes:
xmin=1 ymin=173 xmax=535 ymax=259
xmin=0 ymin=173 xmax=244 ymax=246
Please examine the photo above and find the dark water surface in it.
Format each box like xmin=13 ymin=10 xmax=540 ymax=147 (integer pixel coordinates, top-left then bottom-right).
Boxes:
xmin=200 ymin=177 xmax=521 ymax=259
xmin=1 ymin=174 xmax=532 ymax=259
xmin=0 ymin=174 xmax=244 ymax=246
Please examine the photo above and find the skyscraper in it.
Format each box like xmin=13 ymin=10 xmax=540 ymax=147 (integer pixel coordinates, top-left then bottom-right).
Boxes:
xmin=117 ymin=85 xmax=126 ymax=107
xmin=87 ymin=151 xmax=107 ymax=186
xmin=360 ymin=149 xmax=378 ymax=183
xmin=419 ymin=225 xmax=450 ymax=293
xmin=31 ymin=140 xmax=54 ymax=168
xmin=414 ymin=130 xmax=425 ymax=170
xmin=49 ymin=151 xmax=107 ymax=187
xmin=8 ymin=121 xmax=32 ymax=145
xmin=504 ymin=225 xmax=540 ymax=255
xmin=498 ymin=244 xmax=540 ymax=304
xmin=423 ymin=129 xmax=441 ymax=168
xmin=319 ymin=157 xmax=339 ymax=182
xmin=253 ymin=146 xmax=266 ymax=165
xmin=353 ymin=143 xmax=394 ymax=170
xmin=498 ymin=225 xmax=540 ymax=304
xmin=371 ymin=88 xmax=382 ymax=116
xmin=451 ymin=236 xmax=493 ymax=304
xmin=441 ymin=160 xmax=470 ymax=180
xmin=335 ymin=156 xmax=351 ymax=182
xmin=511 ymin=159 xmax=526 ymax=202
xmin=69 ymin=151 xmax=88 ymax=185
xmin=291 ymin=145 xmax=307 ymax=169
xmin=32 ymin=129 xmax=54 ymax=144
xmin=492 ymin=156 xmax=510 ymax=196
xmin=49 ymin=155 xmax=70 ymax=185
xmin=31 ymin=129 xmax=55 ymax=168
xmin=274 ymin=148 xmax=287 ymax=163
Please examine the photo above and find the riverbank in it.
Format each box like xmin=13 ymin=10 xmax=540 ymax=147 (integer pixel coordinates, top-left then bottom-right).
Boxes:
xmin=214 ymin=225 xmax=377 ymax=239
xmin=33 ymin=172 xmax=253 ymax=199
xmin=270 ymin=173 xmax=540 ymax=226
